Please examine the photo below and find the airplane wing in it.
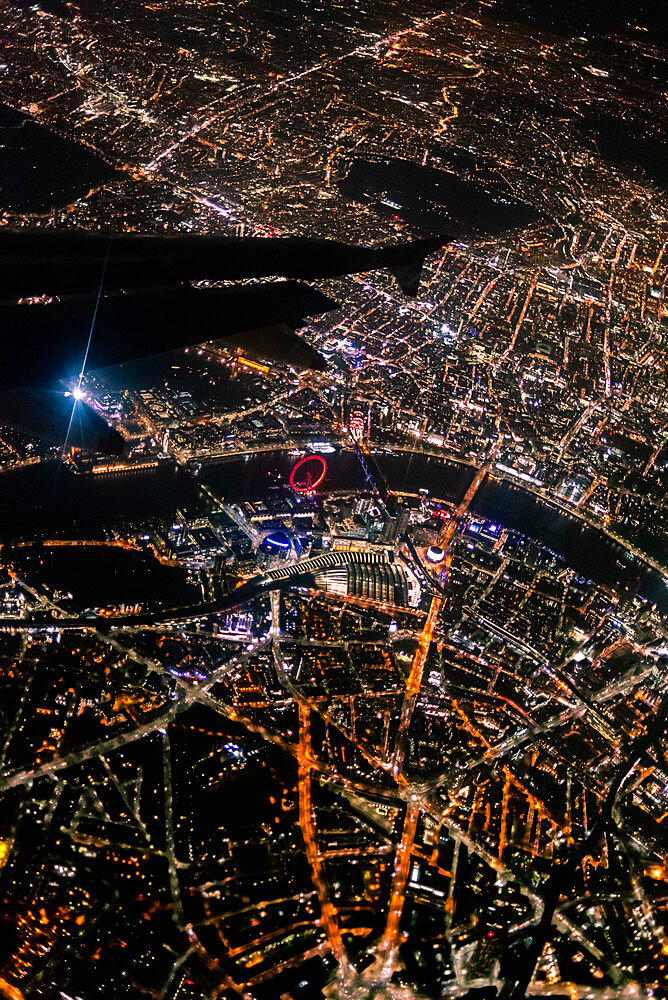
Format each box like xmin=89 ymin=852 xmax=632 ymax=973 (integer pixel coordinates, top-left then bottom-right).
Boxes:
xmin=0 ymin=231 xmax=445 ymax=298
xmin=0 ymin=230 xmax=444 ymax=453
xmin=0 ymin=281 xmax=334 ymax=389
xmin=0 ymin=280 xmax=335 ymax=453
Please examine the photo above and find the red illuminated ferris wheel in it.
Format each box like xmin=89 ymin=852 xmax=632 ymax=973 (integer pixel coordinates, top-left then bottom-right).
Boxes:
xmin=289 ymin=455 xmax=327 ymax=492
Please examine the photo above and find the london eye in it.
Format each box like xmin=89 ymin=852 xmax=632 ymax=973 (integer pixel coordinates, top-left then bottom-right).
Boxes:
xmin=289 ymin=454 xmax=327 ymax=492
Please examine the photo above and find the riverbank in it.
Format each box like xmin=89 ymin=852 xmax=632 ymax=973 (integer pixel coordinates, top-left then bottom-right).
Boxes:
xmin=0 ymin=445 xmax=664 ymax=609
xmin=194 ymin=446 xmax=668 ymax=608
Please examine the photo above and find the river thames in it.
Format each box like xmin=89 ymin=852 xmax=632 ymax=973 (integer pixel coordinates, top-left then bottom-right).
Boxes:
xmin=0 ymin=447 xmax=665 ymax=609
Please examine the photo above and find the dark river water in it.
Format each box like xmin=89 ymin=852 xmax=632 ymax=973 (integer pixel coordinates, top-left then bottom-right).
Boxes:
xmin=197 ymin=449 xmax=667 ymax=608
xmin=0 ymin=103 xmax=118 ymax=212
xmin=0 ymin=449 xmax=665 ymax=610
xmin=0 ymin=460 xmax=202 ymax=539
xmin=6 ymin=542 xmax=196 ymax=612
xmin=340 ymin=157 xmax=543 ymax=237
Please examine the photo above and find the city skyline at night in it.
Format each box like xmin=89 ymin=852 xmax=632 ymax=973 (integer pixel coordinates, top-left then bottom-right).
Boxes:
xmin=0 ymin=1 xmax=666 ymax=998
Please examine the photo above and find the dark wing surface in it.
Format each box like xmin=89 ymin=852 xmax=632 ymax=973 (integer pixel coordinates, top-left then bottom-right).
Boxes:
xmin=0 ymin=230 xmax=444 ymax=298
xmin=0 ymin=388 xmax=125 ymax=455
xmin=0 ymin=230 xmax=444 ymax=452
xmin=0 ymin=282 xmax=334 ymax=390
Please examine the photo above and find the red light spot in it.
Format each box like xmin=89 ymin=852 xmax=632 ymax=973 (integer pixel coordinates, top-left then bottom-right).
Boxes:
xmin=290 ymin=455 xmax=327 ymax=492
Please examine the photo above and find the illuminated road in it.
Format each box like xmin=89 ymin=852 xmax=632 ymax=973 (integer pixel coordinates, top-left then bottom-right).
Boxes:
xmin=297 ymin=702 xmax=348 ymax=969
xmin=7 ymin=538 xmax=140 ymax=551
xmin=374 ymin=799 xmax=420 ymax=981
xmin=602 ymin=235 xmax=627 ymax=398
xmin=0 ymin=978 xmax=24 ymax=1000
xmin=498 ymin=271 xmax=539 ymax=362
xmin=392 ymin=594 xmax=442 ymax=778
xmin=558 ymin=397 xmax=600 ymax=458
xmin=162 ymin=729 xmax=185 ymax=925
